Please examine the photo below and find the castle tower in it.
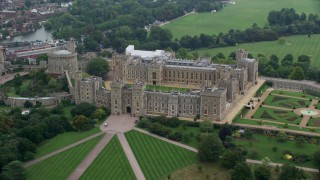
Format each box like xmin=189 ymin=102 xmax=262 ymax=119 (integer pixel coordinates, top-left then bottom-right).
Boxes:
xmin=66 ymin=40 xmax=76 ymax=53
xmin=236 ymin=49 xmax=248 ymax=62
xmin=131 ymin=80 xmax=145 ymax=117
xmin=110 ymin=79 xmax=124 ymax=115
xmin=200 ymin=88 xmax=227 ymax=121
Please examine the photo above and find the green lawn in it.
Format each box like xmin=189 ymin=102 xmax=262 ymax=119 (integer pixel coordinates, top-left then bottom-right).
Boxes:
xmin=145 ymin=85 xmax=190 ymax=93
xmin=272 ymin=90 xmax=316 ymax=100
xmin=27 ymin=135 xmax=103 ymax=180
xmin=308 ymin=117 xmax=320 ymax=127
xmin=193 ymin=34 xmax=320 ymax=67
xmin=80 ymin=136 xmax=135 ymax=180
xmin=253 ymin=107 xmax=302 ymax=125
xmin=35 ymin=126 xmax=100 ymax=158
xmin=125 ymin=130 xmax=197 ymax=180
xmin=63 ymin=105 xmax=75 ymax=120
xmin=264 ymin=95 xmax=311 ymax=109
xmin=235 ymin=133 xmax=320 ymax=168
xmin=163 ymin=0 xmax=320 ymax=39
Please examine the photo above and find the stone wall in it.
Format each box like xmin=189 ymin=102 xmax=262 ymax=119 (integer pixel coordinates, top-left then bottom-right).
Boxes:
xmin=262 ymin=77 xmax=320 ymax=92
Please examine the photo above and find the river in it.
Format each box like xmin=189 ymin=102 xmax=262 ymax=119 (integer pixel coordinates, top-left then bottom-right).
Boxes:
xmin=0 ymin=27 xmax=53 ymax=44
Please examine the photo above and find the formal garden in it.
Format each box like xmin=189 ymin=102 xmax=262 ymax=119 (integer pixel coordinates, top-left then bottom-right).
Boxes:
xmin=252 ymin=107 xmax=303 ymax=125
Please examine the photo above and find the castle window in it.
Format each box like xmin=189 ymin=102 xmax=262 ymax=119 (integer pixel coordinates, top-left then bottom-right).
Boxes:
xmin=115 ymin=100 xmax=117 ymax=105
xmin=182 ymin=72 xmax=184 ymax=78
xmin=172 ymin=105 xmax=174 ymax=110
xmin=162 ymin=103 xmax=164 ymax=107
xmin=209 ymin=74 xmax=212 ymax=80
xmin=136 ymin=102 xmax=139 ymax=107
xmin=169 ymin=71 xmax=171 ymax=77
xmin=195 ymin=73 xmax=197 ymax=79
xmin=204 ymin=109 xmax=208 ymax=115
xmin=152 ymin=72 xmax=156 ymax=79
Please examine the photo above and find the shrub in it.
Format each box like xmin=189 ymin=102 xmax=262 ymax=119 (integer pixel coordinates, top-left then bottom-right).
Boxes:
xmin=137 ymin=117 xmax=151 ymax=128
xmin=272 ymin=146 xmax=278 ymax=152
xmin=248 ymin=149 xmax=259 ymax=159
xmin=276 ymin=131 xmax=288 ymax=142
xmin=200 ymin=120 xmax=213 ymax=132
xmin=168 ymin=132 xmax=182 ymax=141
xmin=149 ymin=123 xmax=171 ymax=137
xmin=182 ymin=133 xmax=190 ymax=143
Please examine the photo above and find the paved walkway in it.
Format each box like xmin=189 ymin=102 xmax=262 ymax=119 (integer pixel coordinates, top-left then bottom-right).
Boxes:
xmin=0 ymin=72 xmax=29 ymax=84
xmin=23 ymin=131 xmax=105 ymax=168
xmin=68 ymin=133 xmax=115 ymax=180
xmin=117 ymin=133 xmax=146 ymax=180
xmin=224 ymin=79 xmax=266 ymax=123
xmin=244 ymin=87 xmax=272 ymax=119
xmin=133 ymin=128 xmax=198 ymax=153
xmin=261 ymin=105 xmax=292 ymax=111
xmin=299 ymin=99 xmax=320 ymax=127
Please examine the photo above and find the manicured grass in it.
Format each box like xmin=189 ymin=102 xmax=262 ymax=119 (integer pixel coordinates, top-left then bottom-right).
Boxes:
xmin=80 ymin=136 xmax=135 ymax=180
xmin=163 ymin=0 xmax=320 ymax=39
xmin=308 ymin=117 xmax=320 ymax=127
xmin=264 ymin=95 xmax=311 ymax=109
xmin=63 ymin=105 xmax=75 ymax=120
xmin=35 ymin=126 xmax=101 ymax=158
xmin=145 ymin=85 xmax=190 ymax=93
xmin=272 ymin=90 xmax=316 ymax=100
xmin=125 ymin=130 xmax=197 ymax=180
xmin=253 ymin=107 xmax=302 ymax=125
xmin=194 ymin=34 xmax=320 ymax=67
xmin=235 ymin=133 xmax=319 ymax=168
xmin=27 ymin=135 xmax=103 ymax=180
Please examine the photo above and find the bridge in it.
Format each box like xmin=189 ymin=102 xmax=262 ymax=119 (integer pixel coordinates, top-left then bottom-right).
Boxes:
xmin=15 ymin=47 xmax=58 ymax=58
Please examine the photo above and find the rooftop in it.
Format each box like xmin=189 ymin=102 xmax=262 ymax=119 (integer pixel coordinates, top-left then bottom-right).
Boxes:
xmin=53 ymin=50 xmax=72 ymax=55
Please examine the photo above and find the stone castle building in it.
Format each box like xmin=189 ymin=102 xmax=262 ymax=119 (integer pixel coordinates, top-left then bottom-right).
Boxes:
xmin=108 ymin=46 xmax=259 ymax=121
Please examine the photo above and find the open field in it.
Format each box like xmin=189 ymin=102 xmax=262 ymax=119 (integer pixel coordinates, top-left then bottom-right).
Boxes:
xmin=163 ymin=0 xmax=320 ymax=39
xmin=26 ymin=135 xmax=102 ymax=180
xmin=35 ymin=126 xmax=100 ymax=157
xmin=253 ymin=107 xmax=302 ymax=125
xmin=125 ymin=130 xmax=197 ymax=180
xmin=194 ymin=34 xmax=320 ymax=67
xmin=80 ymin=136 xmax=135 ymax=180
xmin=264 ymin=95 xmax=310 ymax=109
xmin=235 ymin=133 xmax=319 ymax=168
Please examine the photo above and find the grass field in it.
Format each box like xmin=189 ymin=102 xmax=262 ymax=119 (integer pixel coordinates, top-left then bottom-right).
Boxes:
xmin=235 ymin=133 xmax=319 ymax=168
xmin=27 ymin=135 xmax=102 ymax=180
xmin=80 ymin=136 xmax=135 ymax=180
xmin=125 ymin=130 xmax=197 ymax=180
xmin=63 ymin=105 xmax=75 ymax=120
xmin=193 ymin=34 xmax=320 ymax=67
xmin=253 ymin=107 xmax=302 ymax=125
xmin=35 ymin=126 xmax=100 ymax=158
xmin=163 ymin=0 xmax=320 ymax=39
xmin=264 ymin=95 xmax=311 ymax=109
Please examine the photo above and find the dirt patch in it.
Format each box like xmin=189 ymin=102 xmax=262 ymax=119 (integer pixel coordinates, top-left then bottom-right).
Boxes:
xmin=298 ymin=100 xmax=307 ymax=106
xmin=271 ymin=96 xmax=288 ymax=103
xmin=312 ymin=120 xmax=320 ymax=127
xmin=274 ymin=110 xmax=288 ymax=114
xmin=261 ymin=111 xmax=275 ymax=120
xmin=286 ymin=116 xmax=298 ymax=122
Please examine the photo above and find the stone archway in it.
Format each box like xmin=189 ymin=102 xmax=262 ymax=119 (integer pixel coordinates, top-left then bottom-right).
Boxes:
xmin=126 ymin=106 xmax=131 ymax=114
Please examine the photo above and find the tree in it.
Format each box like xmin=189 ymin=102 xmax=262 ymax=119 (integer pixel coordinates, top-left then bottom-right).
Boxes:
xmin=230 ymin=162 xmax=253 ymax=180
xmin=313 ymin=150 xmax=320 ymax=165
xmin=198 ymin=133 xmax=224 ymax=162
xmin=72 ymin=115 xmax=92 ymax=131
xmin=0 ymin=160 xmax=26 ymax=180
xmin=220 ymin=149 xmax=245 ymax=169
xmin=297 ymin=55 xmax=311 ymax=64
xmin=281 ymin=54 xmax=294 ymax=66
xmin=276 ymin=131 xmax=288 ymax=142
xmin=219 ymin=124 xmax=232 ymax=141
xmin=24 ymin=100 xmax=33 ymax=109
xmin=278 ymin=164 xmax=307 ymax=180
xmin=91 ymin=108 xmax=107 ymax=121
xmin=199 ymin=120 xmax=213 ymax=132
xmin=71 ymin=102 xmax=97 ymax=117
xmin=86 ymin=57 xmax=109 ymax=79
xmin=254 ymin=165 xmax=271 ymax=180
xmin=289 ymin=66 xmax=305 ymax=80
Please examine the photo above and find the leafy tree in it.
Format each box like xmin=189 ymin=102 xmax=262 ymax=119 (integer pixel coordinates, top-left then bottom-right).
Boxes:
xmin=0 ymin=160 xmax=26 ymax=180
xmin=278 ymin=164 xmax=307 ymax=180
xmin=254 ymin=165 xmax=271 ymax=180
xmin=281 ymin=54 xmax=294 ymax=66
xmin=86 ymin=57 xmax=109 ymax=79
xmin=220 ymin=149 xmax=245 ymax=169
xmin=219 ymin=124 xmax=233 ymax=141
xmin=297 ymin=55 xmax=311 ymax=64
xmin=230 ymin=162 xmax=253 ymax=180
xmin=91 ymin=108 xmax=107 ymax=121
xmin=198 ymin=133 xmax=224 ymax=162
xmin=199 ymin=120 xmax=213 ymax=132
xmin=71 ymin=102 xmax=97 ymax=117
xmin=24 ymin=100 xmax=33 ymax=109
xmin=149 ymin=26 xmax=172 ymax=41
xmin=289 ymin=66 xmax=305 ymax=80
xmin=276 ymin=131 xmax=288 ymax=142
xmin=72 ymin=115 xmax=92 ymax=131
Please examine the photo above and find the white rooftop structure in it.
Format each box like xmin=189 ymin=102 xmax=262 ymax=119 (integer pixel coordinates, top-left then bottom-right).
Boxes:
xmin=126 ymin=45 xmax=169 ymax=59
xmin=53 ymin=50 xmax=72 ymax=55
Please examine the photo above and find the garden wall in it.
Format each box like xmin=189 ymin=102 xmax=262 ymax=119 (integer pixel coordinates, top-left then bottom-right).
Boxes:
xmin=262 ymin=77 xmax=320 ymax=92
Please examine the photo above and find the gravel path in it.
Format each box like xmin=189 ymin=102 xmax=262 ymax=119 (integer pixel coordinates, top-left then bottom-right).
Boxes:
xmin=117 ymin=133 xmax=146 ymax=180
xmin=23 ymin=132 xmax=105 ymax=168
xmin=68 ymin=133 xmax=115 ymax=180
